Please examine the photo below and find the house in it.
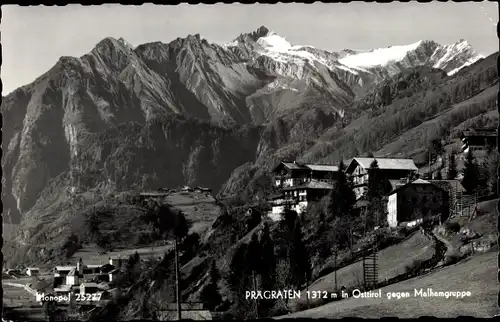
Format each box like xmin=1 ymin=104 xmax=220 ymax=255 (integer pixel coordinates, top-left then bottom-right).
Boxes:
xmin=54 ymin=266 xmax=77 ymax=277
xmin=108 ymin=269 xmax=121 ymax=283
xmin=6 ymin=268 xmax=21 ymax=275
xmin=346 ymin=157 xmax=418 ymax=200
xmin=460 ymin=128 xmax=497 ymax=153
xmin=66 ymin=268 xmax=82 ymax=286
xmin=387 ymin=179 xmax=449 ymax=228
xmin=80 ymin=282 xmax=100 ymax=294
xmin=269 ymin=181 xmax=333 ymax=220
xmin=109 ymin=256 xmax=128 ymax=267
xmin=194 ymin=186 xmax=212 ymax=193
xmin=98 ymin=263 xmax=115 ymax=274
xmin=181 ymin=186 xmax=193 ymax=192
xmin=54 ymin=284 xmax=72 ymax=295
xmin=272 ymin=161 xmax=339 ymax=188
xmin=54 ymin=266 xmax=77 ymax=286
xmin=26 ymin=267 xmax=40 ymax=276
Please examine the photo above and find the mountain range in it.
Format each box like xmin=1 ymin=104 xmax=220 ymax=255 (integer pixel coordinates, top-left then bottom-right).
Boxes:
xmin=1 ymin=25 xmax=495 ymax=246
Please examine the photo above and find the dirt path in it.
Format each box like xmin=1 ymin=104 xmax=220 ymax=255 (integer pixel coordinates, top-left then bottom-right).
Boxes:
xmin=3 ymin=282 xmax=37 ymax=297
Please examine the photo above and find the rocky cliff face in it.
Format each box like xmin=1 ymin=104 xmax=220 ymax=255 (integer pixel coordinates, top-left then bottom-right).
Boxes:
xmin=1 ymin=25 xmax=484 ymax=228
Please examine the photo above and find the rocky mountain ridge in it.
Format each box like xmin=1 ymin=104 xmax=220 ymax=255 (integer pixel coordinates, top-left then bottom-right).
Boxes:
xmin=1 ymin=25 xmax=486 ymax=232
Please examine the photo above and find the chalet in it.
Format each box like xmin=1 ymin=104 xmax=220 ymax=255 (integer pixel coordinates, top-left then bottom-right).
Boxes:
xmin=181 ymin=186 xmax=193 ymax=192
xmin=387 ymin=179 xmax=449 ymax=228
xmin=460 ymin=128 xmax=497 ymax=153
xmin=346 ymin=158 xmax=418 ymax=200
xmin=269 ymin=181 xmax=333 ymax=221
xmin=272 ymin=161 xmax=339 ymax=188
xmin=26 ymin=267 xmax=40 ymax=276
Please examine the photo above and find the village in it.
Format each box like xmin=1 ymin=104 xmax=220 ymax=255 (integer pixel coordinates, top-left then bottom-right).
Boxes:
xmin=267 ymin=128 xmax=496 ymax=227
xmin=2 ymin=127 xmax=497 ymax=321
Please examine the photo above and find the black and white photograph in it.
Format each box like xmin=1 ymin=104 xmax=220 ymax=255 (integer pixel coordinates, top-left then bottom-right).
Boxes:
xmin=1 ymin=2 xmax=499 ymax=321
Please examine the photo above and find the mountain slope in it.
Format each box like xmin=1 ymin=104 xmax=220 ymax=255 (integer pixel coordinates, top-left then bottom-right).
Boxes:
xmin=1 ymin=26 xmax=489 ymax=239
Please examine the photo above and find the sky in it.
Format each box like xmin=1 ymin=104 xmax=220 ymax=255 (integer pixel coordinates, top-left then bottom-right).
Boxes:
xmin=2 ymin=2 xmax=498 ymax=95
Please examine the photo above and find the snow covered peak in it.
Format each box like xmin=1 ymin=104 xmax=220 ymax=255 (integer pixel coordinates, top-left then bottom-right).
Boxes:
xmin=256 ymin=33 xmax=293 ymax=52
xmin=337 ymin=39 xmax=481 ymax=76
xmin=338 ymin=41 xmax=423 ymax=69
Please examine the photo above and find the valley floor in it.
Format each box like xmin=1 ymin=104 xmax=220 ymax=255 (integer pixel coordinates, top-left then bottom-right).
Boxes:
xmin=70 ymin=243 xmax=173 ymax=265
xmin=277 ymin=250 xmax=499 ymax=318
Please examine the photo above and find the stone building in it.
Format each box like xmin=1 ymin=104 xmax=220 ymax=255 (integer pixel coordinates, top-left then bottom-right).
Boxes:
xmin=386 ymin=179 xmax=449 ymax=228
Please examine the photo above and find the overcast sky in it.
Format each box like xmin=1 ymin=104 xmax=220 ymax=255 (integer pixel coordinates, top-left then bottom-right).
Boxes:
xmin=2 ymin=2 xmax=498 ymax=95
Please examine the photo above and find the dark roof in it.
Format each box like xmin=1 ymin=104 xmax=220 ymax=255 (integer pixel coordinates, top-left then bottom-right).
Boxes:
xmin=461 ymin=128 xmax=497 ymax=137
xmin=389 ymin=179 xmax=408 ymax=191
xmin=269 ymin=193 xmax=284 ymax=200
xmin=347 ymin=158 xmax=418 ymax=173
xmin=428 ymin=180 xmax=466 ymax=193
xmin=273 ymin=161 xmax=339 ymax=173
xmin=282 ymin=181 xmax=333 ymax=191
xmin=304 ymin=164 xmax=339 ymax=172
xmin=388 ymin=179 xmax=445 ymax=196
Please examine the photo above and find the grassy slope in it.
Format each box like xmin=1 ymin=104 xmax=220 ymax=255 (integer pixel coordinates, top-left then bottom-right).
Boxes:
xmin=438 ymin=199 xmax=498 ymax=253
xmin=70 ymin=244 xmax=173 ymax=266
xmin=293 ymin=231 xmax=434 ymax=308
xmin=164 ymin=191 xmax=220 ymax=236
xmin=280 ymin=251 xmax=498 ymax=318
xmin=375 ymin=84 xmax=498 ymax=160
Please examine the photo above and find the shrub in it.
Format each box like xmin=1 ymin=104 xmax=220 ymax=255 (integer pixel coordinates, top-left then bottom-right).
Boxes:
xmin=443 ymin=253 xmax=463 ymax=266
xmin=405 ymin=259 xmax=424 ymax=274
xmin=445 ymin=221 xmax=461 ymax=233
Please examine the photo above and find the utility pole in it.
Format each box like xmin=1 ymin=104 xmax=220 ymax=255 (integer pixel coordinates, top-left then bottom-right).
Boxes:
xmin=428 ymin=151 xmax=431 ymax=179
xmin=252 ymin=271 xmax=259 ymax=318
xmin=334 ymin=247 xmax=338 ymax=292
xmin=174 ymin=237 xmax=182 ymax=321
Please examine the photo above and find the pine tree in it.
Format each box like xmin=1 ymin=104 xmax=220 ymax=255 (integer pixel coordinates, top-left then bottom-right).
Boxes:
xmin=201 ymin=260 xmax=222 ymax=311
xmin=365 ymin=160 xmax=386 ymax=229
xmin=447 ymin=153 xmax=458 ymax=180
xmin=246 ymin=233 xmax=262 ymax=318
xmin=258 ymin=223 xmax=277 ymax=317
xmin=366 ymin=160 xmax=385 ymax=201
xmin=287 ymin=219 xmax=310 ymax=289
xmin=258 ymin=223 xmax=276 ymax=290
xmin=328 ymin=161 xmax=356 ymax=218
xmin=226 ymin=243 xmax=250 ymax=310
xmin=462 ymin=151 xmax=479 ymax=193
